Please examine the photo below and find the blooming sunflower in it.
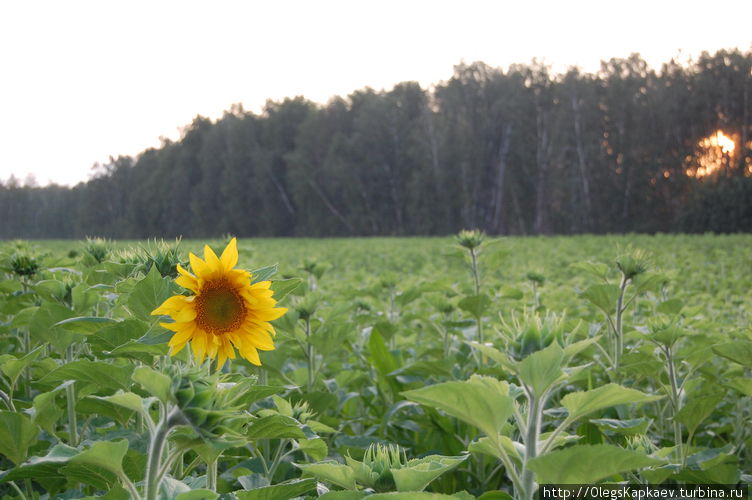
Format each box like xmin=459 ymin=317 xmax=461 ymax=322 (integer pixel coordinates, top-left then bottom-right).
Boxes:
xmin=151 ymin=238 xmax=287 ymax=368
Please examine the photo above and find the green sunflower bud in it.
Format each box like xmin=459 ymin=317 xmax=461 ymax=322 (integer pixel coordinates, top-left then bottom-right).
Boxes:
xmin=456 ymin=229 xmax=485 ymax=250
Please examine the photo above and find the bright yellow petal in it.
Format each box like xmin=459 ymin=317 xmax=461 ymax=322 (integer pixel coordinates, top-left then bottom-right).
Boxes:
xmin=240 ymin=345 xmax=261 ymax=366
xmin=203 ymin=244 xmax=222 ymax=272
xmin=168 ymin=327 xmax=195 ymax=355
xmin=189 ymin=252 xmax=209 ymax=277
xmin=192 ymin=332 xmax=208 ymax=364
xmin=152 ymin=295 xmax=188 ymax=316
xmin=220 ymin=238 xmax=238 ymax=271
xmin=176 ymin=264 xmax=199 ymax=292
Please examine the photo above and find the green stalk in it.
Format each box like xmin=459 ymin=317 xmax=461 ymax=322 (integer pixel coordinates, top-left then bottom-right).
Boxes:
xmin=305 ymin=318 xmax=314 ymax=391
xmin=520 ymin=391 xmax=540 ymax=500
xmin=144 ymin=407 xmax=181 ymax=500
xmin=665 ymin=348 xmax=684 ymax=465
xmin=469 ymin=247 xmax=485 ymax=364
xmin=207 ymin=458 xmax=218 ymax=492
xmin=65 ymin=345 xmax=78 ymax=446
xmin=614 ymin=275 xmax=628 ymax=377
xmin=23 ymin=329 xmax=31 ymax=399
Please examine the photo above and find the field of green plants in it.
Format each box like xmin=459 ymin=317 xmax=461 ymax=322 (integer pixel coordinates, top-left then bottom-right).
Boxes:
xmin=0 ymin=234 xmax=750 ymax=500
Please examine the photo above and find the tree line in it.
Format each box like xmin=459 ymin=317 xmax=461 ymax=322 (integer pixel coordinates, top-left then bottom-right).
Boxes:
xmin=2 ymin=49 xmax=751 ymax=239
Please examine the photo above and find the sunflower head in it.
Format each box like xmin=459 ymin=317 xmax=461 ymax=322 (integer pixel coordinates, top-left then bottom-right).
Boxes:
xmin=151 ymin=238 xmax=287 ymax=368
xmin=456 ymin=229 xmax=485 ymax=250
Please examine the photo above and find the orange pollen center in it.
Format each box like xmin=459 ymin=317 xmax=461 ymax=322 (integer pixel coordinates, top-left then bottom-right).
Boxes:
xmin=194 ymin=280 xmax=246 ymax=334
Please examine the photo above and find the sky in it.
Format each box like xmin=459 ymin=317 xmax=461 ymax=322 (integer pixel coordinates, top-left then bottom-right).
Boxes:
xmin=1 ymin=0 xmax=751 ymax=187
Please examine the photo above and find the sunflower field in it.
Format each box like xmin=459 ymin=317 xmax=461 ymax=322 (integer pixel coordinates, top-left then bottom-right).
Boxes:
xmin=0 ymin=234 xmax=750 ymax=500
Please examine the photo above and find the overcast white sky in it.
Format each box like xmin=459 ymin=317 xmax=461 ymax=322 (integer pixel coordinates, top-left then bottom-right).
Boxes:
xmin=1 ymin=0 xmax=750 ymax=186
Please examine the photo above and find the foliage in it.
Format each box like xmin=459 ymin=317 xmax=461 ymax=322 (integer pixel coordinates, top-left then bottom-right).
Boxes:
xmin=0 ymin=235 xmax=749 ymax=499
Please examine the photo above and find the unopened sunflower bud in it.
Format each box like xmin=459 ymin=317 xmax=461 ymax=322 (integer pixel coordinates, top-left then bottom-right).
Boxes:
xmin=456 ymin=229 xmax=485 ymax=250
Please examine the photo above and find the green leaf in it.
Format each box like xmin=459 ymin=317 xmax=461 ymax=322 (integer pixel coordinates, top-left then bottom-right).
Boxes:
xmin=0 ymin=411 xmax=38 ymax=464
xmin=561 ymin=384 xmax=662 ymax=423
xmin=29 ymin=302 xmax=79 ymax=352
xmin=87 ymin=319 xmax=149 ymax=355
xmin=54 ymin=316 xmax=118 ymax=335
xmin=369 ymin=493 xmax=469 ymax=500
xmin=656 ymin=298 xmax=684 ymax=315
xmin=251 ymin=265 xmax=278 ymax=284
xmin=176 ymin=490 xmax=219 ymax=500
xmin=402 ymin=376 xmax=513 ymax=447
xmin=132 ymin=365 xmax=174 ymax=403
xmin=1 ymin=344 xmax=46 ymax=389
xmin=725 ymin=377 xmax=752 ymax=396
xmin=369 ymin=330 xmax=401 ymax=397
xmin=37 ymin=360 xmax=134 ymax=391
xmin=0 ymin=443 xmax=78 ymax=491
xmin=34 ymin=279 xmax=68 ymax=302
xmin=235 ymin=478 xmax=317 ymax=500
xmin=32 ymin=381 xmax=73 ymax=436
xmin=634 ymin=272 xmax=669 ymax=294
xmin=516 ymin=342 xmax=564 ymax=397
xmin=77 ymin=396 xmax=138 ymax=427
xmin=571 ymin=262 xmax=609 ymax=280
xmin=295 ymin=461 xmax=357 ymax=490
xmin=319 ymin=492 xmax=366 ymax=500
xmin=229 ymin=385 xmax=286 ymax=406
xmin=271 ymin=278 xmax=303 ymax=302
xmin=477 ymin=492 xmax=514 ymax=500
xmin=107 ymin=339 xmax=169 ymax=362
xmin=72 ymin=283 xmax=100 ymax=312
xmin=80 ymin=484 xmax=131 ymax=500
xmin=60 ymin=463 xmax=118 ymax=490
xmin=468 ymin=435 xmax=522 ymax=464
xmin=458 ymin=294 xmax=492 ymax=318
xmin=675 ymin=391 xmax=725 ymax=437
xmin=467 ymin=342 xmax=517 ymax=372
xmin=712 ymin=341 xmax=752 ymax=367
xmin=128 ymin=266 xmax=177 ymax=319
xmin=590 ymin=418 xmax=651 ymax=436
xmin=526 ymin=444 xmax=663 ymax=483
xmin=246 ymin=415 xmax=312 ymax=440
xmin=392 ymin=455 xmax=468 ymax=492
xmin=499 ymin=286 xmax=524 ymax=300
xmin=580 ymin=284 xmax=620 ymax=314
xmin=298 ymin=438 xmax=328 ymax=461
xmin=69 ymin=439 xmax=129 ymax=477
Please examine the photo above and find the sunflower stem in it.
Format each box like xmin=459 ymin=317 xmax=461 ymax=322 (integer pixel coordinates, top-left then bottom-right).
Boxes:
xmin=520 ymin=390 xmax=541 ymax=500
xmin=65 ymin=345 xmax=78 ymax=446
xmin=207 ymin=457 xmax=218 ymax=492
xmin=613 ymin=274 xmax=629 ymax=380
xmin=468 ymin=247 xmax=485 ymax=365
xmin=305 ymin=318 xmax=315 ymax=391
xmin=144 ymin=406 xmax=180 ymax=500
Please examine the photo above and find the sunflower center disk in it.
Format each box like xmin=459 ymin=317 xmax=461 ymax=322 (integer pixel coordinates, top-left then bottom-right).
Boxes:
xmin=195 ymin=281 xmax=246 ymax=334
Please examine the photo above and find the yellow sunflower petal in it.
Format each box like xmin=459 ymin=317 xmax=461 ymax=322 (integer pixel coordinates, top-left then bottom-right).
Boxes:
xmin=243 ymin=327 xmax=275 ymax=350
xmin=192 ymin=331 xmax=208 ymax=364
xmin=239 ymin=345 xmax=261 ymax=366
xmin=152 ymin=295 xmax=188 ymax=316
xmin=173 ymin=304 xmax=197 ymax=322
xmin=168 ymin=327 xmax=195 ymax=355
xmin=189 ymin=252 xmax=209 ymax=277
xmin=176 ymin=264 xmax=199 ymax=292
xmin=203 ymin=244 xmax=222 ymax=272
xmin=220 ymin=237 xmax=238 ymax=271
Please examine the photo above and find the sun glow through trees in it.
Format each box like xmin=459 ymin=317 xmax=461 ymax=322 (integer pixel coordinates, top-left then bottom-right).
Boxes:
xmin=686 ymin=130 xmax=738 ymax=178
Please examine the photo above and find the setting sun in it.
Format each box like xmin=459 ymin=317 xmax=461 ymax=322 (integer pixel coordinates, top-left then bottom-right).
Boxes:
xmin=686 ymin=130 xmax=737 ymax=178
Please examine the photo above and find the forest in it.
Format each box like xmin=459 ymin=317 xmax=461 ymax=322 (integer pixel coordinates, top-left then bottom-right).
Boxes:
xmin=1 ymin=48 xmax=751 ymax=238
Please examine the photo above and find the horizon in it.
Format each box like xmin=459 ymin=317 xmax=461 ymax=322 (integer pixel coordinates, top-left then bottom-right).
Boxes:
xmin=2 ymin=0 xmax=751 ymax=187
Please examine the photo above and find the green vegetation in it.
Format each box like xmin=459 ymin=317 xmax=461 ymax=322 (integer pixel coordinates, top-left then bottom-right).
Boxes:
xmin=0 ymin=234 xmax=750 ymax=499
xmin=3 ymin=49 xmax=752 ymax=239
